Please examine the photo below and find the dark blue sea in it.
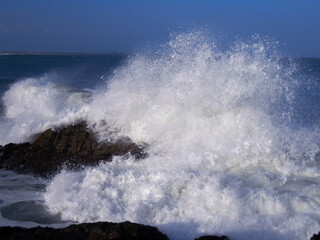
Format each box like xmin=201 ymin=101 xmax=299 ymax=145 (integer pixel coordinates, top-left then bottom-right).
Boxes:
xmin=0 ymin=33 xmax=319 ymax=240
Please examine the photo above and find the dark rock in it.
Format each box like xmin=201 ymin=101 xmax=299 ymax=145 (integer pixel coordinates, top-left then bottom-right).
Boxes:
xmin=0 ymin=144 xmax=3 ymax=156
xmin=0 ymin=143 xmax=31 ymax=170
xmin=195 ymin=236 xmax=229 ymax=240
xmin=0 ymin=122 xmax=146 ymax=176
xmin=311 ymin=232 xmax=320 ymax=240
xmin=0 ymin=221 xmax=169 ymax=240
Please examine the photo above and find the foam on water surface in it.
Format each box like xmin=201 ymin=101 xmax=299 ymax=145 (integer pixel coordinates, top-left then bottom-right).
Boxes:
xmin=0 ymin=169 xmax=68 ymax=228
xmin=1 ymin=32 xmax=320 ymax=239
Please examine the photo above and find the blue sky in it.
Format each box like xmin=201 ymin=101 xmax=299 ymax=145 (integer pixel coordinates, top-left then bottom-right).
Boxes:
xmin=0 ymin=0 xmax=319 ymax=56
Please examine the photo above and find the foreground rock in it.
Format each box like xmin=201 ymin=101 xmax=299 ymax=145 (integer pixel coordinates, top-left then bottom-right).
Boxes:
xmin=195 ymin=236 xmax=229 ymax=240
xmin=0 ymin=122 xmax=146 ymax=176
xmin=311 ymin=232 xmax=320 ymax=240
xmin=0 ymin=221 xmax=168 ymax=240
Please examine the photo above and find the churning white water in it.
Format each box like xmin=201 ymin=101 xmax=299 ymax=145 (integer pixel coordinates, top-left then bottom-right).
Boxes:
xmin=1 ymin=32 xmax=320 ymax=240
xmin=0 ymin=75 xmax=91 ymax=145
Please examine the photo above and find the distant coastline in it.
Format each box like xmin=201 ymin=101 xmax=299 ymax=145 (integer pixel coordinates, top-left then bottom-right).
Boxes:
xmin=0 ymin=51 xmax=125 ymax=56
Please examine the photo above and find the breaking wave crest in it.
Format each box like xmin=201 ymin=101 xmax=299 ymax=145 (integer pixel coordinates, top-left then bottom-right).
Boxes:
xmin=1 ymin=32 xmax=320 ymax=240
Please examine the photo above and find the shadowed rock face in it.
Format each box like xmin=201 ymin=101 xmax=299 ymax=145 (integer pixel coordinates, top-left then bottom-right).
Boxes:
xmin=0 ymin=221 xmax=169 ymax=240
xmin=0 ymin=122 xmax=146 ymax=176
xmin=311 ymin=233 xmax=320 ymax=240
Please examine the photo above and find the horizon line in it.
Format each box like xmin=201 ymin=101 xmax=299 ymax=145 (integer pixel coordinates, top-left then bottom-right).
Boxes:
xmin=0 ymin=51 xmax=127 ymax=56
xmin=0 ymin=51 xmax=319 ymax=59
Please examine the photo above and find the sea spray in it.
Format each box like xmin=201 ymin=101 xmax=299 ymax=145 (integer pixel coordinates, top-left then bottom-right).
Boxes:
xmin=1 ymin=32 xmax=320 ymax=239
xmin=0 ymin=75 xmax=91 ymax=145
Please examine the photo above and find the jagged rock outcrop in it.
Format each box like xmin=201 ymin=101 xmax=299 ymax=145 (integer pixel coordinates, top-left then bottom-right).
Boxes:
xmin=0 ymin=122 xmax=146 ymax=176
xmin=0 ymin=221 xmax=168 ymax=240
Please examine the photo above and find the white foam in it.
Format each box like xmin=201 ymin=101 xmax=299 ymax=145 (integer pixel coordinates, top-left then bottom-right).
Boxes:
xmin=0 ymin=75 xmax=91 ymax=145
xmin=2 ymin=32 xmax=320 ymax=239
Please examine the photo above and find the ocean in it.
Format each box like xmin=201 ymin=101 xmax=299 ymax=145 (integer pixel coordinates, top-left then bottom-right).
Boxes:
xmin=0 ymin=32 xmax=319 ymax=240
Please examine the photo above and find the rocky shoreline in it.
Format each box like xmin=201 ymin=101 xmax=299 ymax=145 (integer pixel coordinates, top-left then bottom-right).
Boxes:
xmin=0 ymin=122 xmax=319 ymax=240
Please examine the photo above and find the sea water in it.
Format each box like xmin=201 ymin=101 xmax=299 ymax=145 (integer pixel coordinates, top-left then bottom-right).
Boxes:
xmin=0 ymin=32 xmax=319 ymax=240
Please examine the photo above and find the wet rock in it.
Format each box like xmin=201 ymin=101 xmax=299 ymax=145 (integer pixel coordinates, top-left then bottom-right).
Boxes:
xmin=0 ymin=144 xmax=3 ymax=157
xmin=0 ymin=221 xmax=169 ymax=240
xmin=0 ymin=122 xmax=146 ymax=176
xmin=0 ymin=143 xmax=31 ymax=171
xmin=195 ymin=236 xmax=229 ymax=240
xmin=311 ymin=232 xmax=320 ymax=240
